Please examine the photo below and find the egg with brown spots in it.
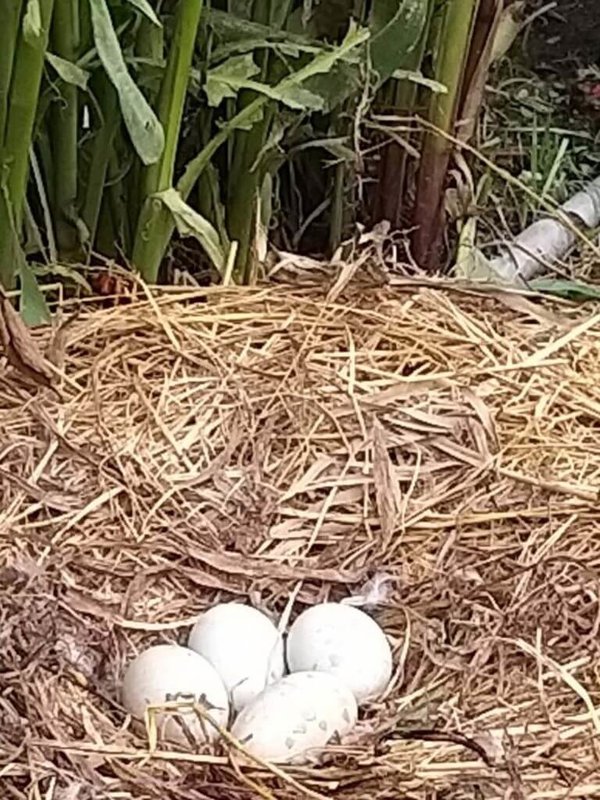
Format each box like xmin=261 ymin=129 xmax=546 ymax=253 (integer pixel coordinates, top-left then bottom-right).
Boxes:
xmin=121 ymin=644 xmax=229 ymax=746
xmin=231 ymin=671 xmax=357 ymax=764
xmin=286 ymin=603 xmax=393 ymax=704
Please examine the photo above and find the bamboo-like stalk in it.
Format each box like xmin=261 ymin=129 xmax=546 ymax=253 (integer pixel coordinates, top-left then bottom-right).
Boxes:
xmin=132 ymin=0 xmax=203 ymax=282
xmin=226 ymin=119 xmax=270 ymax=283
xmin=126 ymin=13 xmax=164 ymax=226
xmin=411 ymin=0 xmax=479 ymax=269
xmin=223 ymin=108 xmax=268 ymax=282
xmin=329 ymin=161 xmax=346 ymax=254
xmin=81 ymin=73 xmax=120 ymax=251
xmin=50 ymin=0 xmax=80 ymax=257
xmin=0 ymin=0 xmax=55 ymax=289
xmin=225 ymin=0 xmax=294 ymax=282
xmin=456 ymin=0 xmax=501 ymax=148
xmin=0 ymin=0 xmax=24 ymax=146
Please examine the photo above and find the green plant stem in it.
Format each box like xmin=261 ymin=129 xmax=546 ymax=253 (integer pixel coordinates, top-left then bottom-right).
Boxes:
xmin=329 ymin=161 xmax=345 ymax=253
xmin=0 ymin=0 xmax=55 ymax=289
xmin=227 ymin=103 xmax=274 ymax=282
xmin=81 ymin=72 xmax=119 ymax=250
xmin=412 ymin=0 xmax=479 ymax=268
xmin=132 ymin=0 xmax=203 ymax=282
xmin=0 ymin=0 xmax=24 ymax=146
xmin=270 ymin=0 xmax=294 ymax=27
xmin=50 ymin=0 xmax=80 ymax=257
xmin=225 ymin=2 xmax=293 ymax=281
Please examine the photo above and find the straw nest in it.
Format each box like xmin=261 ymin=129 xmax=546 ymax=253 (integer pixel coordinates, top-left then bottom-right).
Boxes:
xmin=2 ymin=279 xmax=600 ymax=800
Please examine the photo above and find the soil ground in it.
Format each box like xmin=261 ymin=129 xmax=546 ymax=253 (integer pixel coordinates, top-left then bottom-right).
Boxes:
xmin=527 ymin=0 xmax=600 ymax=66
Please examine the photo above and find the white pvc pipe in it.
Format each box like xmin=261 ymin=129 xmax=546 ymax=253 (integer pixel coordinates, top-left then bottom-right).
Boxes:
xmin=490 ymin=175 xmax=600 ymax=282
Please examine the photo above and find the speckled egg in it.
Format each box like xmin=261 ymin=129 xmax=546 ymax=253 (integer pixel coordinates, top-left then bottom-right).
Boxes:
xmin=121 ymin=644 xmax=229 ymax=745
xmin=286 ymin=602 xmax=392 ymax=704
xmin=231 ymin=671 xmax=357 ymax=764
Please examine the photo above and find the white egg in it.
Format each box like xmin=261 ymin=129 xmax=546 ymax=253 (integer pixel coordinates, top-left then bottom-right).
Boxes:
xmin=286 ymin=603 xmax=392 ymax=704
xmin=231 ymin=671 xmax=357 ymax=764
xmin=121 ymin=644 xmax=229 ymax=745
xmin=187 ymin=602 xmax=284 ymax=712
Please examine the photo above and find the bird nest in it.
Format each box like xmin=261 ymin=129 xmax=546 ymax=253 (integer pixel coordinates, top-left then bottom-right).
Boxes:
xmin=2 ymin=280 xmax=600 ymax=800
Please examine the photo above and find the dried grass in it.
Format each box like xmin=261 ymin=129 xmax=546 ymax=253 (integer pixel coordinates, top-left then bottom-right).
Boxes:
xmin=2 ymin=280 xmax=600 ymax=799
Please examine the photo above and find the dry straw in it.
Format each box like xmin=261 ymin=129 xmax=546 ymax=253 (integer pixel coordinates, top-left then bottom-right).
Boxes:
xmin=1 ymin=279 xmax=600 ymax=799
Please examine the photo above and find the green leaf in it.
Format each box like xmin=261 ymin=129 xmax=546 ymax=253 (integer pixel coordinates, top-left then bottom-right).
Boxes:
xmin=211 ymin=38 xmax=304 ymax=64
xmin=292 ymin=22 xmax=369 ymax=80
xmin=205 ymin=13 xmax=365 ymax=111
xmin=528 ymin=278 xmax=600 ymax=302
xmin=205 ymin=53 xmax=260 ymax=106
xmin=454 ymin=218 xmax=496 ymax=281
xmin=369 ymin=0 xmax=429 ymax=83
xmin=301 ymin=61 xmax=362 ymax=112
xmin=19 ymin=261 xmax=51 ymax=326
xmin=230 ymin=103 xmax=265 ymax=131
xmin=391 ymin=69 xmax=447 ymax=93
xmin=23 ymin=0 xmax=43 ymax=44
xmin=158 ymin=188 xmax=226 ymax=273
xmin=123 ymin=0 xmax=162 ymax=27
xmin=293 ymin=136 xmax=356 ymax=163
xmin=228 ymin=0 xmax=250 ymax=18
xmin=88 ymin=0 xmax=164 ymax=165
xmin=276 ymin=23 xmax=368 ymax=112
xmin=206 ymin=8 xmax=312 ymax=45
xmin=248 ymin=81 xmax=324 ymax=111
xmin=205 ymin=8 xmax=323 ymax=63
xmin=206 ymin=53 xmax=328 ymax=111
xmin=177 ymin=23 xmax=370 ymax=200
xmin=46 ymin=52 xmax=90 ymax=89
xmin=33 ymin=262 xmax=93 ymax=293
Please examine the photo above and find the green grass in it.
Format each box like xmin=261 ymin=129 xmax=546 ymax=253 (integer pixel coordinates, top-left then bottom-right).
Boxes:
xmin=477 ymin=59 xmax=600 ymax=241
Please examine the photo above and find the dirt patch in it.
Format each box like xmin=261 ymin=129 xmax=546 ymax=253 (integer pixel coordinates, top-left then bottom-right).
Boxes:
xmin=527 ymin=0 xmax=600 ymax=66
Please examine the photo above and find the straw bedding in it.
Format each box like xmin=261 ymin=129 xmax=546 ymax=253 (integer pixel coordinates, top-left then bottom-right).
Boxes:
xmin=1 ymin=280 xmax=600 ymax=800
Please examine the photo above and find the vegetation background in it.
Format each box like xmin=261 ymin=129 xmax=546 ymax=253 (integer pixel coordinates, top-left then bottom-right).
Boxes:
xmin=1 ymin=0 xmax=598 ymax=323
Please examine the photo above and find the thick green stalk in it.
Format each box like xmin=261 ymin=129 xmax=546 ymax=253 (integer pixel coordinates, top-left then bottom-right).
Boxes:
xmin=0 ymin=0 xmax=55 ymax=289
xmin=226 ymin=66 xmax=277 ymax=281
xmin=250 ymin=0 xmax=268 ymax=24
xmin=95 ymin=148 xmax=127 ymax=258
xmin=0 ymin=0 xmax=24 ymax=146
xmin=50 ymin=0 xmax=80 ymax=257
xmin=126 ymin=13 xmax=164 ymax=224
xmin=329 ymin=161 xmax=346 ymax=254
xmin=132 ymin=0 xmax=203 ymax=282
xmin=457 ymin=0 xmax=502 ymax=143
xmin=412 ymin=0 xmax=479 ymax=268
xmin=95 ymin=187 xmax=117 ymax=258
xmin=109 ymin=153 xmax=131 ymax=255
xmin=225 ymin=3 xmax=293 ymax=281
xmin=226 ymin=111 xmax=272 ymax=282
xmin=81 ymin=73 xmax=119 ymax=250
